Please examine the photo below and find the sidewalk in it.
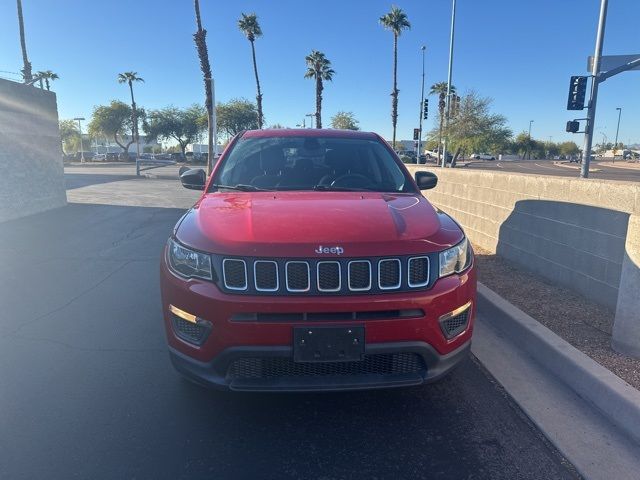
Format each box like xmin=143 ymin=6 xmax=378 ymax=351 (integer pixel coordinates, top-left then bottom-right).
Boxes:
xmin=597 ymin=160 xmax=640 ymax=170
xmin=474 ymin=247 xmax=640 ymax=391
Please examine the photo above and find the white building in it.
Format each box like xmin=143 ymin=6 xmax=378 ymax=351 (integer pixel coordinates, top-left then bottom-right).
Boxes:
xmin=86 ymin=134 xmax=160 ymax=154
xmin=187 ymin=143 xmax=224 ymax=155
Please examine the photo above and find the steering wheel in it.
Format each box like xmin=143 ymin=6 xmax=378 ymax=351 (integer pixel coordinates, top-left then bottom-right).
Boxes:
xmin=331 ymin=173 xmax=373 ymax=188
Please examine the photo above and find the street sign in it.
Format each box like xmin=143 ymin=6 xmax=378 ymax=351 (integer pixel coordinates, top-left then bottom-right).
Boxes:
xmin=567 ymin=76 xmax=587 ymax=110
xmin=587 ymin=54 xmax=640 ymax=73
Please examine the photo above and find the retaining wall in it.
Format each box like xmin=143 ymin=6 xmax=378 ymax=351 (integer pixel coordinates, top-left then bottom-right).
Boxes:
xmin=0 ymin=78 xmax=66 ymax=223
xmin=406 ymin=165 xmax=640 ymax=356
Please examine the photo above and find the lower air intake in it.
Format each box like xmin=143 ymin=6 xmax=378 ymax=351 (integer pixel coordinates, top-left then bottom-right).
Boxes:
xmin=171 ymin=315 xmax=208 ymax=345
xmin=228 ymin=353 xmax=425 ymax=379
xmin=440 ymin=308 xmax=470 ymax=339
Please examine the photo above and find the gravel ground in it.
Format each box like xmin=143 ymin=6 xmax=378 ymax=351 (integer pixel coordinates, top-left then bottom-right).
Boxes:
xmin=474 ymin=246 xmax=640 ymax=391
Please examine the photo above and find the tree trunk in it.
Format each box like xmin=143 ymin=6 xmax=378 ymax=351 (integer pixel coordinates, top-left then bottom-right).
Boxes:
xmin=128 ymin=81 xmax=139 ymax=158
xmin=391 ymin=34 xmax=398 ymax=149
xmin=45 ymin=78 xmax=50 ymax=90
xmin=114 ymin=132 xmax=132 ymax=159
xmin=38 ymin=78 xmax=43 ymax=89
xmin=316 ymin=76 xmax=323 ymax=129
xmin=16 ymin=0 xmax=32 ymax=83
xmin=194 ymin=0 xmax=215 ymax=175
xmin=250 ymin=40 xmax=263 ymax=129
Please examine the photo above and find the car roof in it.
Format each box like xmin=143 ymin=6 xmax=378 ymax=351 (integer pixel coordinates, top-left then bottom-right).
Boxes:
xmin=241 ymin=128 xmax=379 ymax=140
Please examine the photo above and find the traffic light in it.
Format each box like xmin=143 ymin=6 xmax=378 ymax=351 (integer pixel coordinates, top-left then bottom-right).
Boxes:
xmin=566 ymin=120 xmax=580 ymax=133
xmin=423 ymin=99 xmax=429 ymax=120
xmin=567 ymin=76 xmax=587 ymax=110
xmin=413 ymin=128 xmax=420 ymax=140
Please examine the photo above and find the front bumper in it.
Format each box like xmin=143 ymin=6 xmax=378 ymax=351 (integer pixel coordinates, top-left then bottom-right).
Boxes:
xmin=161 ymin=253 xmax=476 ymax=392
xmin=169 ymin=339 xmax=471 ymax=392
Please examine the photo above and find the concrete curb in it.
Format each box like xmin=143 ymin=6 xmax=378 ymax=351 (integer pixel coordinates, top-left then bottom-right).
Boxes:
xmin=477 ymin=282 xmax=640 ymax=445
xmin=553 ymin=161 xmax=602 ymax=172
xmin=598 ymin=161 xmax=640 ymax=171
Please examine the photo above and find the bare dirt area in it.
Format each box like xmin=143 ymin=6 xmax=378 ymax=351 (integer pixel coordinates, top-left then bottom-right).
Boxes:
xmin=474 ymin=246 xmax=640 ymax=391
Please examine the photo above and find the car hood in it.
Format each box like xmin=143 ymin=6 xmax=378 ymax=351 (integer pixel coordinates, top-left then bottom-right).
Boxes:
xmin=175 ymin=192 xmax=464 ymax=257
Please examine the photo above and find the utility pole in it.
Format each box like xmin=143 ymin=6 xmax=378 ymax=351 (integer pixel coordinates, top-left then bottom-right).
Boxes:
xmin=306 ymin=113 xmax=314 ymax=129
xmin=527 ymin=120 xmax=534 ymax=159
xmin=614 ymin=107 xmax=622 ymax=163
xmin=581 ymin=0 xmax=608 ymax=178
xmin=418 ymin=46 xmax=426 ymax=162
xmin=441 ymin=0 xmax=456 ymax=168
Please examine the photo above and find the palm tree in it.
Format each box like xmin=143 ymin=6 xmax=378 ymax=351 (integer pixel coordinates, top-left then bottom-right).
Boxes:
xmin=238 ymin=13 xmax=264 ymax=129
xmin=304 ymin=50 xmax=335 ymax=129
xmin=379 ymin=6 xmax=411 ymax=149
xmin=193 ymin=0 xmax=215 ymax=174
xmin=429 ymin=81 xmax=456 ymax=160
xmin=16 ymin=0 xmax=32 ymax=82
xmin=35 ymin=70 xmax=59 ymax=90
xmin=117 ymin=71 xmax=144 ymax=157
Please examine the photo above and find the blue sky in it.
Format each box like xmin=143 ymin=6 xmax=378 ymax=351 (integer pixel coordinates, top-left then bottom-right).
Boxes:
xmin=1 ymin=0 xmax=638 ymax=145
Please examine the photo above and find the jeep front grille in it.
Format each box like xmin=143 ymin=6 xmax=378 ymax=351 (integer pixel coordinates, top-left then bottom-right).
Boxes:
xmin=218 ymin=255 xmax=434 ymax=295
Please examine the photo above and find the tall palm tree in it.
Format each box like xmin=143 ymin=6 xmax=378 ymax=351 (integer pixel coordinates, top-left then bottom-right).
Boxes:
xmin=117 ymin=71 xmax=144 ymax=157
xmin=35 ymin=70 xmax=59 ymax=91
xmin=238 ymin=13 xmax=264 ymax=129
xmin=16 ymin=0 xmax=32 ymax=82
xmin=304 ymin=50 xmax=335 ymax=129
xmin=193 ymin=0 xmax=215 ymax=174
xmin=429 ymin=81 xmax=456 ymax=160
xmin=379 ymin=6 xmax=410 ymax=149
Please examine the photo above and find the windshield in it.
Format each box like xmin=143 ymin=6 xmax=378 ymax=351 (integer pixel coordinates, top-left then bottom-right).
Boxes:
xmin=210 ymin=136 xmax=414 ymax=192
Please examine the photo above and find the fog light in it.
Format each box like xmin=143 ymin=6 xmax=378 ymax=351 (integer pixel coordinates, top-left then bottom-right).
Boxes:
xmin=438 ymin=302 xmax=472 ymax=339
xmin=169 ymin=304 xmax=212 ymax=345
xmin=169 ymin=304 xmax=197 ymax=323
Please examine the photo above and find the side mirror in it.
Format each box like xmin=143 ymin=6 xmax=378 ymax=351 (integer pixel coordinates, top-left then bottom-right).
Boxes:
xmin=415 ymin=171 xmax=438 ymax=190
xmin=180 ymin=168 xmax=206 ymax=190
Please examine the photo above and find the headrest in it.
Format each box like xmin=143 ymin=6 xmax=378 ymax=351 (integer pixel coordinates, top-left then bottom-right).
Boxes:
xmin=259 ymin=146 xmax=285 ymax=173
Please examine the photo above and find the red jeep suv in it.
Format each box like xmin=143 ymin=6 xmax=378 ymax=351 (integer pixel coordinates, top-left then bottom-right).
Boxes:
xmin=160 ymin=129 xmax=476 ymax=391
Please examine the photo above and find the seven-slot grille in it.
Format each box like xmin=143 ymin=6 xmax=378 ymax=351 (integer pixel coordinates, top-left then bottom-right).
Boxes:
xmin=219 ymin=256 xmax=431 ymax=295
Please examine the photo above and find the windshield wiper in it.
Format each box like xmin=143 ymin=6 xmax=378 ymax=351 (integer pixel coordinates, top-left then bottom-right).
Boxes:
xmin=210 ymin=184 xmax=269 ymax=192
xmin=312 ymin=184 xmax=372 ymax=192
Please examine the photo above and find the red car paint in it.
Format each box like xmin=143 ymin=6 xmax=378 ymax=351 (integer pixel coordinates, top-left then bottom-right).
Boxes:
xmin=160 ymin=129 xmax=476 ymax=391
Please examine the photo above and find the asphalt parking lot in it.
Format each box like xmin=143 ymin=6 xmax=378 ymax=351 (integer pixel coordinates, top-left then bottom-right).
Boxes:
xmin=462 ymin=158 xmax=640 ymax=181
xmin=0 ymin=165 xmax=580 ymax=479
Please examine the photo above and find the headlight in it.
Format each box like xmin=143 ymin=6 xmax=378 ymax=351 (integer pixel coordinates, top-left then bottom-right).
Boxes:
xmin=167 ymin=238 xmax=212 ymax=280
xmin=439 ymin=237 xmax=472 ymax=278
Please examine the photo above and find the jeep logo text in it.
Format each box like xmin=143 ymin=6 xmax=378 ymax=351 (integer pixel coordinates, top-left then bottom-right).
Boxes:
xmin=315 ymin=245 xmax=344 ymax=255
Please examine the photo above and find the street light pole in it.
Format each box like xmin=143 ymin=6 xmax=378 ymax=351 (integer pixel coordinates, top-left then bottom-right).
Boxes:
xmin=581 ymin=0 xmax=609 ymax=178
xmin=614 ymin=107 xmax=622 ymax=163
xmin=306 ymin=114 xmax=314 ymax=129
xmin=417 ymin=46 xmax=426 ymax=161
xmin=527 ymin=120 xmax=534 ymax=159
xmin=73 ymin=117 xmax=85 ymax=162
xmin=441 ymin=0 xmax=456 ymax=168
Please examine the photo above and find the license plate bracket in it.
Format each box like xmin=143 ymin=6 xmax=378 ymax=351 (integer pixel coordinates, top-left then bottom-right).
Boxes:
xmin=293 ymin=326 xmax=365 ymax=363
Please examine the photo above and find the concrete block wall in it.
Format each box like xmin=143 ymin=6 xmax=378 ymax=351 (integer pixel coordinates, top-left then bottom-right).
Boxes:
xmin=406 ymin=166 xmax=640 ymax=311
xmin=0 ymin=78 xmax=66 ymax=223
xmin=405 ymin=165 xmax=640 ymax=356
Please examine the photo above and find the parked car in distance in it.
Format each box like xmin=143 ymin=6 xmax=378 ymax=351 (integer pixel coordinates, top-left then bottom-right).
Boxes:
xmin=470 ymin=153 xmax=495 ymax=161
xmin=93 ymin=153 xmax=107 ymax=161
xmin=161 ymin=128 xmax=476 ymax=392
xmin=170 ymin=152 xmax=186 ymax=162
